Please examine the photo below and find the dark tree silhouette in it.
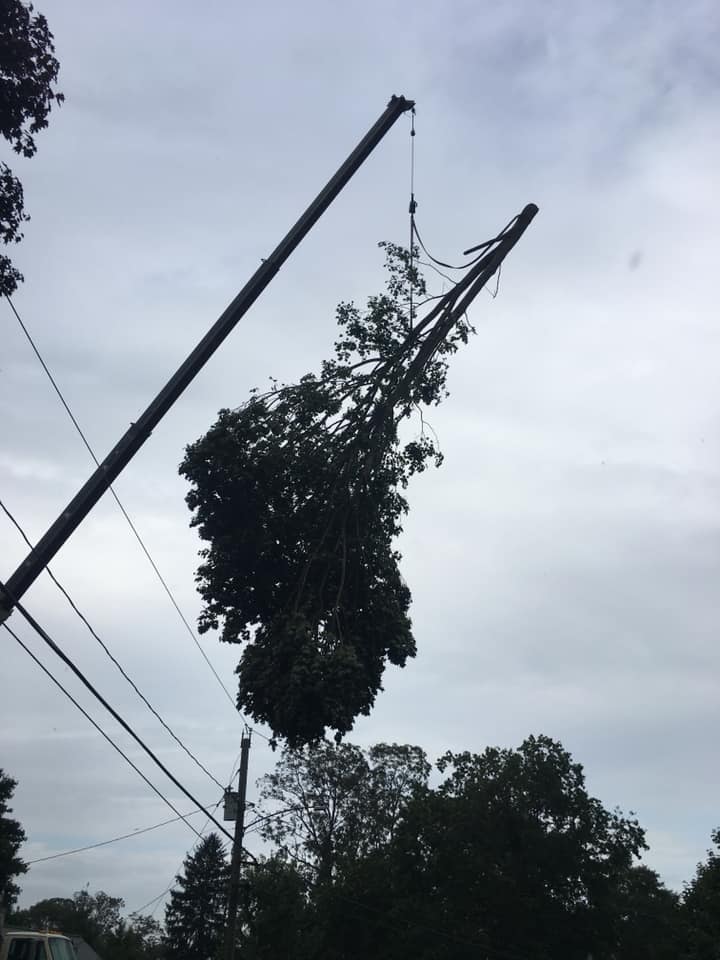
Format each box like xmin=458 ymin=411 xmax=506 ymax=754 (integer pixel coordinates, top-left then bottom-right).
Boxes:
xmin=12 ymin=890 xmax=161 ymax=960
xmin=182 ymin=201 xmax=536 ymax=747
xmin=0 ymin=0 xmax=63 ymax=295
xmin=11 ymin=890 xmax=124 ymax=945
xmin=239 ymin=856 xmax=310 ymax=960
xmin=258 ymin=739 xmax=429 ymax=884
xmin=389 ymin=735 xmax=648 ymax=960
xmin=240 ymin=736 xmax=670 ymax=960
xmin=180 ymin=228 xmax=505 ymax=745
xmin=165 ymin=833 xmax=229 ymax=960
xmin=0 ymin=769 xmax=27 ymax=911
xmin=613 ymin=865 xmax=680 ymax=960
xmin=682 ymin=828 xmax=720 ymax=960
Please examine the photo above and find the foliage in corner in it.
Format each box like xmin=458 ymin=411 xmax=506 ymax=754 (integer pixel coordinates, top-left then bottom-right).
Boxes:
xmin=0 ymin=768 xmax=27 ymax=911
xmin=682 ymin=827 xmax=720 ymax=960
xmin=0 ymin=0 xmax=64 ymax=295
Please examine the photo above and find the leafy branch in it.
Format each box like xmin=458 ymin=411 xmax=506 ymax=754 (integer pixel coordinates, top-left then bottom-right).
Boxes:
xmin=180 ymin=206 xmax=537 ymax=745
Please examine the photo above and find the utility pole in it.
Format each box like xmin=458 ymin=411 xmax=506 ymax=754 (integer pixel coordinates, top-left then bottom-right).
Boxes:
xmin=223 ymin=730 xmax=251 ymax=960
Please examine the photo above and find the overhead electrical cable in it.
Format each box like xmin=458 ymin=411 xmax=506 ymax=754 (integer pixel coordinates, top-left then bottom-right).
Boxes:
xmin=4 ymin=621 xmax=204 ymax=841
xmin=1 ymin=589 xmax=233 ymax=842
xmin=24 ymin=804 xmax=221 ymax=865
xmin=3 ymin=292 xmax=244 ymax=717
xmin=128 ymin=754 xmax=243 ymax=918
xmin=0 ymin=495 xmax=224 ymax=790
xmin=34 ymin=795 xmax=282 ymax=880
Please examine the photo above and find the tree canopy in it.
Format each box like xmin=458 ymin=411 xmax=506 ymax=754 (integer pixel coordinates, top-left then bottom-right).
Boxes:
xmin=239 ymin=855 xmax=310 ymax=960
xmin=236 ymin=734 xmax=690 ymax=960
xmin=12 ymin=737 xmax=709 ymax=960
xmin=613 ymin=864 xmax=680 ymax=960
xmin=11 ymin=889 xmax=162 ymax=960
xmin=12 ymin=889 xmax=123 ymax=943
xmin=5 ymin=736 xmax=720 ymax=960
xmin=0 ymin=0 xmax=63 ymax=295
xmin=682 ymin=827 xmax=720 ymax=960
xmin=181 ymin=219 xmax=530 ymax=745
xmin=386 ymin=735 xmax=648 ymax=959
xmin=164 ymin=832 xmax=229 ymax=960
xmin=258 ymin=739 xmax=430 ymax=883
xmin=0 ymin=768 xmax=27 ymax=912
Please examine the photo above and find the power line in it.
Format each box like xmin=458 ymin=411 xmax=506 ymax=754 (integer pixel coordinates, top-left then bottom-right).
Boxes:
xmin=244 ymin=805 xmax=300 ymax=831
xmin=2 ymin=588 xmax=233 ymax=842
xmin=3 ymin=295 xmax=274 ymax=746
xmin=0 ymin=496 xmax=224 ymax=791
xmin=24 ymin=801 xmax=225 ymax=865
xmin=408 ymin=106 xmax=416 ymax=328
xmin=4 ymin=293 xmax=240 ymax=714
xmin=135 ymin=839 xmax=258 ymax=920
xmin=128 ymin=754 xmax=241 ymax=918
xmin=4 ymin=622 xmax=203 ymax=842
xmin=131 ymin=888 xmax=172 ymax=919
xmin=124 ymin=805 xmax=533 ymax=960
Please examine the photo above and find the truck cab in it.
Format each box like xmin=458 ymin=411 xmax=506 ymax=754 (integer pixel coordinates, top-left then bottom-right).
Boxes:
xmin=0 ymin=930 xmax=77 ymax=960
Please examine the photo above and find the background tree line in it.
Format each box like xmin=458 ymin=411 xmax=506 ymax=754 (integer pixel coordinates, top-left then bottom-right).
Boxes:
xmin=9 ymin=888 xmax=162 ymax=960
xmin=4 ymin=737 xmax=719 ymax=960
xmin=229 ymin=736 xmax=717 ymax=960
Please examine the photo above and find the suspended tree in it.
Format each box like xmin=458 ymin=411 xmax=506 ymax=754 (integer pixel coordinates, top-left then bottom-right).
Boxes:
xmin=180 ymin=206 xmax=537 ymax=745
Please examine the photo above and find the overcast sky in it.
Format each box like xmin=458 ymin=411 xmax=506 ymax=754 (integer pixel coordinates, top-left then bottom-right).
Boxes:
xmin=1 ymin=0 xmax=718 ymax=917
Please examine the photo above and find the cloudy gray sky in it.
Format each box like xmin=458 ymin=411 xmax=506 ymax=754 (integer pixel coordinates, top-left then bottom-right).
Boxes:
xmin=1 ymin=0 xmax=718 ymax=916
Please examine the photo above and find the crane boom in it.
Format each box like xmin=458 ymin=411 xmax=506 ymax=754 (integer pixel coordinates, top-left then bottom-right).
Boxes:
xmin=0 ymin=94 xmax=415 ymax=620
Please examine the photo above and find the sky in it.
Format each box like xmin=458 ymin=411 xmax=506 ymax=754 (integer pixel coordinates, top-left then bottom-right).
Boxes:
xmin=1 ymin=0 xmax=719 ymax=917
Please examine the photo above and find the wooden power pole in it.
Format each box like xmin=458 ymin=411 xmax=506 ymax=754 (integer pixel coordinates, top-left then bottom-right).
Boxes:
xmin=223 ymin=731 xmax=251 ymax=960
